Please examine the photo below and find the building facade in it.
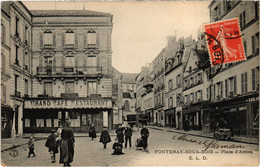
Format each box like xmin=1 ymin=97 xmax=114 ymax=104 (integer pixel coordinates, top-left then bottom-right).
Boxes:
xmin=153 ymin=49 xmax=166 ymax=126
xmin=208 ymin=1 xmax=259 ymax=137
xmin=165 ymin=37 xmax=184 ymax=129
xmin=1 ymin=2 xmax=33 ymax=137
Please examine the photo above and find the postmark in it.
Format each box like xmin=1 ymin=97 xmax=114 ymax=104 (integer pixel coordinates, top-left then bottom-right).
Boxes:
xmin=204 ymin=18 xmax=246 ymax=66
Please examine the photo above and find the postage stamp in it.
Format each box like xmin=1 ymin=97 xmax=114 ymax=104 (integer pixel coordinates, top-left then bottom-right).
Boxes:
xmin=204 ymin=18 xmax=246 ymax=66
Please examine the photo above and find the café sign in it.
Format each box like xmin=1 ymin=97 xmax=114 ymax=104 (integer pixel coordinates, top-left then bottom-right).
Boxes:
xmin=24 ymin=99 xmax=112 ymax=109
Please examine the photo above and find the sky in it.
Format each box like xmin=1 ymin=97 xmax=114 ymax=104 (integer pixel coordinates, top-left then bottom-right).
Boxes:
xmin=23 ymin=1 xmax=210 ymax=74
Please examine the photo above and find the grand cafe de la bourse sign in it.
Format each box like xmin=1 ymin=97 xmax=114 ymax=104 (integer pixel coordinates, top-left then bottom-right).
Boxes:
xmin=24 ymin=98 xmax=112 ymax=109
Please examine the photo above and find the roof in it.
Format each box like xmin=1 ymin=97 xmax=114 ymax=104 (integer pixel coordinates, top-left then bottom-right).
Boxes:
xmin=194 ymin=49 xmax=210 ymax=68
xmin=30 ymin=10 xmax=112 ymax=17
xmin=121 ymin=73 xmax=138 ymax=84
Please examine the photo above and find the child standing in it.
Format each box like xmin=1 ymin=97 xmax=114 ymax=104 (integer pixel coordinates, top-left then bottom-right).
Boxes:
xmin=45 ymin=130 xmax=59 ymax=163
xmin=27 ymin=135 xmax=36 ymax=158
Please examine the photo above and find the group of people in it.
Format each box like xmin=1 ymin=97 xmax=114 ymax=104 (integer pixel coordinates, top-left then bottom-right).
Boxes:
xmin=29 ymin=121 xmax=75 ymax=167
xmin=27 ymin=123 xmax=150 ymax=166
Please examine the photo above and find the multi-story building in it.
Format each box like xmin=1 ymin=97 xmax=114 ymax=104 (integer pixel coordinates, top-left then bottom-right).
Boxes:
xmin=153 ymin=49 xmax=166 ymax=126
xmin=207 ymin=1 xmax=259 ymax=137
xmin=164 ymin=36 xmax=184 ymax=129
xmin=1 ymin=2 xmax=33 ymax=137
xmin=135 ymin=64 xmax=154 ymax=125
xmin=1 ymin=2 xmax=12 ymax=138
xmin=120 ymin=73 xmax=137 ymax=121
xmin=21 ymin=9 xmax=113 ymax=133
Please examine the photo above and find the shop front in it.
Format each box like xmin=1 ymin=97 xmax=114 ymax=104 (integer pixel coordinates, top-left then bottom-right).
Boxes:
xmin=212 ymin=93 xmax=259 ymax=138
xmin=1 ymin=105 xmax=14 ymax=138
xmin=183 ymin=104 xmax=203 ymax=130
xmin=164 ymin=108 xmax=175 ymax=128
xmin=146 ymin=109 xmax=153 ymax=125
xmin=23 ymin=98 xmax=113 ymax=133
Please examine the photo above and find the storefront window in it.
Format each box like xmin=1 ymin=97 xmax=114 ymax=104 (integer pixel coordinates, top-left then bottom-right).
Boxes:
xmin=53 ymin=119 xmax=59 ymax=127
xmin=25 ymin=119 xmax=30 ymax=127
xmin=46 ymin=119 xmax=52 ymax=127
xmin=36 ymin=119 xmax=44 ymax=127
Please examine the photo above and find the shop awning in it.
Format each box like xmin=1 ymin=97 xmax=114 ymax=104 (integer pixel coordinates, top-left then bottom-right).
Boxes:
xmin=24 ymin=98 xmax=112 ymax=109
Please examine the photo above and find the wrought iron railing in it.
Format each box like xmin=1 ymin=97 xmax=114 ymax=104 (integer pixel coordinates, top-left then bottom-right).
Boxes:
xmin=37 ymin=66 xmax=102 ymax=75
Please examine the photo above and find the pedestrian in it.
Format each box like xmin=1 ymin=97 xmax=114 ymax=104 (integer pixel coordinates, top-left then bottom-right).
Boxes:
xmin=115 ymin=124 xmax=124 ymax=144
xmin=27 ymin=135 xmax=36 ymax=158
xmin=99 ymin=127 xmax=111 ymax=149
xmin=124 ymin=125 xmax=132 ymax=148
xmin=140 ymin=125 xmax=149 ymax=152
xmin=89 ymin=124 xmax=96 ymax=140
xmin=45 ymin=130 xmax=59 ymax=163
xmin=57 ymin=123 xmax=63 ymax=137
xmin=112 ymin=138 xmax=125 ymax=155
xmin=59 ymin=121 xmax=75 ymax=167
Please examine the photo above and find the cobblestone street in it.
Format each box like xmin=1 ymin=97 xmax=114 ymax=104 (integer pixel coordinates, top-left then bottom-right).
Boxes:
xmin=1 ymin=128 xmax=259 ymax=166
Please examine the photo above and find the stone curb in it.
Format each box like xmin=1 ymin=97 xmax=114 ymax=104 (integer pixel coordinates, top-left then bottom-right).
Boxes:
xmin=149 ymin=126 xmax=259 ymax=145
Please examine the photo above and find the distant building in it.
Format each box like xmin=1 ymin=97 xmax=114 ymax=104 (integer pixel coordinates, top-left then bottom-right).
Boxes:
xmin=135 ymin=64 xmax=154 ymax=125
xmin=153 ymin=49 xmax=166 ymax=126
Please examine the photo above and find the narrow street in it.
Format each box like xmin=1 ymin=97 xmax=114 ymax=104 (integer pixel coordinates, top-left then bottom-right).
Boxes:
xmin=1 ymin=128 xmax=258 ymax=166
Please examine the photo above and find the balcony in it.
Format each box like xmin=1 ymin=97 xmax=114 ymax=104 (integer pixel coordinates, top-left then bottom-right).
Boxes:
xmin=36 ymin=66 xmax=102 ymax=77
xmin=228 ymin=92 xmax=234 ymax=98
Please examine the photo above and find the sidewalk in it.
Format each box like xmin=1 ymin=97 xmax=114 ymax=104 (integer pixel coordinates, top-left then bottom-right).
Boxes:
xmin=1 ymin=132 xmax=117 ymax=152
xmin=148 ymin=125 xmax=259 ymax=145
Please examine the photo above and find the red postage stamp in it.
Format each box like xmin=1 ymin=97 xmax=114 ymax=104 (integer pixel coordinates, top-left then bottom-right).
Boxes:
xmin=204 ymin=18 xmax=246 ymax=66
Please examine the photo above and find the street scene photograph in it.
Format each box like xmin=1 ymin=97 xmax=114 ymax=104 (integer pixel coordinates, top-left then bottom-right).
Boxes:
xmin=1 ymin=1 xmax=259 ymax=166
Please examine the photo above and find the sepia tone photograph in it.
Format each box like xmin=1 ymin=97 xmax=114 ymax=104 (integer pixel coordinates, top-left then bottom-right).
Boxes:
xmin=1 ymin=0 xmax=259 ymax=166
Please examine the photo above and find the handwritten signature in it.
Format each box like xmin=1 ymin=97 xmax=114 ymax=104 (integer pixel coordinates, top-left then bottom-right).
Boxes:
xmin=172 ymin=134 xmax=245 ymax=150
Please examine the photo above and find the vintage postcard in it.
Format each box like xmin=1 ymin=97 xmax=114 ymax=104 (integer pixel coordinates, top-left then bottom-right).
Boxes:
xmin=1 ymin=1 xmax=259 ymax=166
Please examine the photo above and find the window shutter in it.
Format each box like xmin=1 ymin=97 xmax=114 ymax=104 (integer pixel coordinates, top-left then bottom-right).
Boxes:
xmin=40 ymin=32 xmax=43 ymax=48
xmin=53 ymin=56 xmax=56 ymax=72
xmin=96 ymin=32 xmax=100 ymax=48
xmin=75 ymin=32 xmax=78 ymax=48
xmin=245 ymin=73 xmax=247 ymax=93
xmin=75 ymin=55 xmax=78 ymax=67
xmin=83 ymin=55 xmax=86 ymax=66
xmin=83 ymin=32 xmax=86 ymax=48
xmin=62 ymin=32 xmax=65 ymax=47
xmin=39 ymin=56 xmax=43 ymax=67
xmin=53 ymin=32 xmax=56 ymax=47
xmin=252 ymin=69 xmax=255 ymax=90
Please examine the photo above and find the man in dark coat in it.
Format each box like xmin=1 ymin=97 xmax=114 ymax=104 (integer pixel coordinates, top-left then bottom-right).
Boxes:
xmin=115 ymin=125 xmax=124 ymax=144
xmin=45 ymin=130 xmax=59 ymax=163
xmin=59 ymin=122 xmax=75 ymax=167
xmin=124 ymin=125 xmax=132 ymax=148
xmin=140 ymin=125 xmax=149 ymax=152
xmin=99 ymin=127 xmax=111 ymax=149
xmin=89 ymin=124 xmax=96 ymax=140
xmin=112 ymin=138 xmax=125 ymax=155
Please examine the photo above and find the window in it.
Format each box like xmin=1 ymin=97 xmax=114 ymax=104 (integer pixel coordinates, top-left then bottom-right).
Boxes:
xmin=15 ymin=46 xmax=19 ymax=65
xmin=252 ymin=67 xmax=259 ymax=91
xmin=43 ymin=32 xmax=53 ymax=48
xmin=15 ymin=17 xmax=19 ymax=35
xmin=244 ymin=41 xmax=247 ymax=56
xmin=65 ymin=31 xmax=75 ymax=47
xmin=25 ymin=26 xmax=28 ymax=42
xmin=191 ymin=93 xmax=194 ymax=103
xmin=194 ymin=92 xmax=197 ymax=103
xmin=241 ymin=73 xmax=248 ymax=94
xmin=25 ymin=79 xmax=28 ymax=95
xmin=88 ymin=81 xmax=97 ymax=96
xmin=168 ymin=80 xmax=172 ymax=91
xmin=240 ymin=11 xmax=246 ymax=28
xmin=65 ymin=82 xmax=74 ymax=93
xmin=225 ymin=79 xmax=228 ymax=97
xmin=1 ymin=85 xmax=6 ymax=104
xmin=87 ymin=30 xmax=97 ymax=47
xmin=65 ymin=56 xmax=75 ymax=67
xmin=43 ymin=82 xmax=53 ymax=96
xmin=252 ymin=33 xmax=259 ymax=54
xmin=190 ymin=77 xmax=194 ymax=86
xmin=1 ymin=53 xmax=5 ymax=73
xmin=207 ymin=87 xmax=210 ymax=100
xmin=234 ymin=76 xmax=237 ymax=95
xmin=1 ymin=23 xmax=5 ymax=43
xmin=176 ymin=94 xmax=181 ymax=106
xmin=176 ymin=74 xmax=181 ymax=87
xmin=15 ymin=75 xmax=19 ymax=93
